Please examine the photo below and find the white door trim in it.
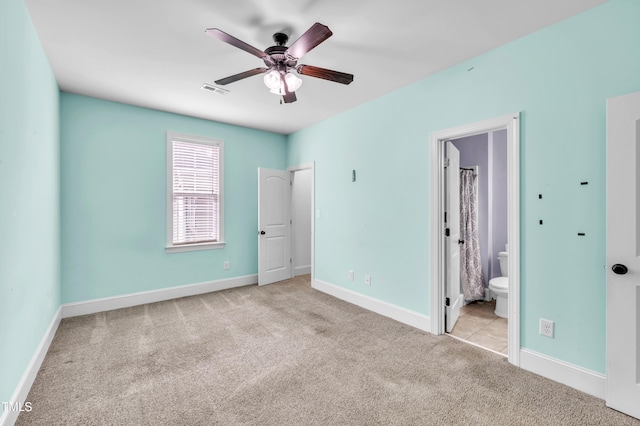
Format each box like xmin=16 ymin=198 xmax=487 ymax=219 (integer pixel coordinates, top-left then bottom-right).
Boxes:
xmin=430 ymin=113 xmax=521 ymax=366
xmin=287 ymin=162 xmax=315 ymax=282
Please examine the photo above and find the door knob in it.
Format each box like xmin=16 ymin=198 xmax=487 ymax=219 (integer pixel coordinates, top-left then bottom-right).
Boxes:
xmin=612 ymin=264 xmax=628 ymax=275
xmin=458 ymin=239 xmax=464 ymax=245
xmin=259 ymin=230 xmax=266 ymax=235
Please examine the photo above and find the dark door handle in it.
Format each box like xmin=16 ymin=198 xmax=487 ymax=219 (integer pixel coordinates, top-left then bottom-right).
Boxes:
xmin=458 ymin=239 xmax=464 ymax=245
xmin=612 ymin=264 xmax=628 ymax=275
xmin=260 ymin=230 xmax=266 ymax=235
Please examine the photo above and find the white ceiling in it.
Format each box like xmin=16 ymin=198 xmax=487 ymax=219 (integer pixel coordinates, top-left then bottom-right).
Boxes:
xmin=24 ymin=0 xmax=606 ymax=135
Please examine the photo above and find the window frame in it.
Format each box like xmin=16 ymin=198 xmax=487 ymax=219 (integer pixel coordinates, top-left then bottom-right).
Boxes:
xmin=165 ymin=131 xmax=225 ymax=253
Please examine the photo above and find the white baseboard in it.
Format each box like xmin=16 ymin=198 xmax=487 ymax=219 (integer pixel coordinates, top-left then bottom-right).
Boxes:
xmin=313 ymin=279 xmax=431 ymax=332
xmin=61 ymin=274 xmax=258 ymax=318
xmin=1 ymin=307 xmax=61 ymax=426
xmin=294 ymin=265 xmax=311 ymax=276
xmin=520 ymin=349 xmax=606 ymax=399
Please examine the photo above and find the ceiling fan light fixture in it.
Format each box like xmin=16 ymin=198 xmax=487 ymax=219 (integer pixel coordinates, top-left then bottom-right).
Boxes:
xmin=263 ymin=70 xmax=281 ymax=90
xmin=284 ymin=73 xmax=302 ymax=92
xmin=266 ymin=71 xmax=301 ymax=96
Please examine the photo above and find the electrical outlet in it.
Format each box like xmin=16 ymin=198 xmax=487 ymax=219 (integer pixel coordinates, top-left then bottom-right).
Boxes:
xmin=364 ymin=274 xmax=371 ymax=286
xmin=223 ymin=261 xmax=230 ymax=270
xmin=540 ymin=319 xmax=554 ymax=338
xmin=348 ymin=270 xmax=354 ymax=281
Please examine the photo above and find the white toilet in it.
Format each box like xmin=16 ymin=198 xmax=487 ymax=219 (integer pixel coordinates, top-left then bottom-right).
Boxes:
xmin=488 ymin=251 xmax=509 ymax=318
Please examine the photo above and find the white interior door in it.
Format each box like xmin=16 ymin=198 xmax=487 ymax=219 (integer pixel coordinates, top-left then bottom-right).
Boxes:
xmin=445 ymin=141 xmax=462 ymax=332
xmin=258 ymin=168 xmax=291 ymax=286
xmin=606 ymin=91 xmax=640 ymax=419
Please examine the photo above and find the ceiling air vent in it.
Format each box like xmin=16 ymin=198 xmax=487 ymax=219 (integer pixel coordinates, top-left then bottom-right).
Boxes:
xmin=201 ymin=84 xmax=229 ymax=95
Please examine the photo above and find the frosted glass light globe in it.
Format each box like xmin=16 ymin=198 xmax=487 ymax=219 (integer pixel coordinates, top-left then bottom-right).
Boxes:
xmin=285 ymin=73 xmax=302 ymax=92
xmin=263 ymin=70 xmax=281 ymax=90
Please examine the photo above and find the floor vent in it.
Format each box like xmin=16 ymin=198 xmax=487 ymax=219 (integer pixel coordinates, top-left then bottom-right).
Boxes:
xmin=201 ymin=84 xmax=229 ymax=95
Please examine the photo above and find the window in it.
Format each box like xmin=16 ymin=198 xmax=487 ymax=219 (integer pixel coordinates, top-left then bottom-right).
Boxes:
xmin=166 ymin=132 xmax=224 ymax=252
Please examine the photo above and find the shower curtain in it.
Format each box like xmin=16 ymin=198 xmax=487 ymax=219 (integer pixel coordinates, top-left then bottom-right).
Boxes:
xmin=460 ymin=169 xmax=485 ymax=301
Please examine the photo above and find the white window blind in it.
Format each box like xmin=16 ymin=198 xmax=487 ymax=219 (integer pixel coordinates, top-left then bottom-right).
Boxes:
xmin=170 ymin=138 xmax=221 ymax=246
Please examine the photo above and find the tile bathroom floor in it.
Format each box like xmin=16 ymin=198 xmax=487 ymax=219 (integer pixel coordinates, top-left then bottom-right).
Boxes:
xmin=449 ymin=299 xmax=508 ymax=355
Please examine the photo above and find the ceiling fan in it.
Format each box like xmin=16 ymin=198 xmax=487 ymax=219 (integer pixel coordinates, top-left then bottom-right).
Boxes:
xmin=205 ymin=23 xmax=354 ymax=104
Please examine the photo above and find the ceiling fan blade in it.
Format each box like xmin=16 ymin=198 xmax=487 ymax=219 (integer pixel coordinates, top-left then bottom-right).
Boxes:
xmin=282 ymin=91 xmax=297 ymax=104
xmin=215 ymin=68 xmax=267 ymax=85
xmin=282 ymin=82 xmax=297 ymax=104
xmin=285 ymin=22 xmax=333 ymax=60
xmin=205 ymin=28 xmax=266 ymax=59
xmin=297 ymin=65 xmax=354 ymax=85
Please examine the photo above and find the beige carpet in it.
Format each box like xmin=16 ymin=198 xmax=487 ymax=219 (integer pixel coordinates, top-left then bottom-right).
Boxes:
xmin=17 ymin=275 xmax=639 ymax=425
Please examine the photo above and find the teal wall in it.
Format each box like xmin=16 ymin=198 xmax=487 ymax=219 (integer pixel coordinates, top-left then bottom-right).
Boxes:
xmin=60 ymin=94 xmax=287 ymax=303
xmin=0 ymin=0 xmax=61 ymax=412
xmin=288 ymin=0 xmax=640 ymax=374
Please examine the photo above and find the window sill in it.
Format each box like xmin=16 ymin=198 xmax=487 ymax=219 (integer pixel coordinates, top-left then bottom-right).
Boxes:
xmin=165 ymin=241 xmax=226 ymax=253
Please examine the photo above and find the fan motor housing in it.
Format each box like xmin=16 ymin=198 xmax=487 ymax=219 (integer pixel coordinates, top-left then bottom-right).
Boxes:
xmin=264 ymin=45 xmax=297 ymax=68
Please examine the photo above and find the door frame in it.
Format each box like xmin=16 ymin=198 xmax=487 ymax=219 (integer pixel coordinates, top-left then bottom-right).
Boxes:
xmin=287 ymin=162 xmax=315 ymax=282
xmin=430 ymin=113 xmax=521 ymax=366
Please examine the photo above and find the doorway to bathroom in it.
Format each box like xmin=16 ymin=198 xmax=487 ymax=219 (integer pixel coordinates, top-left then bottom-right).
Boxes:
xmin=447 ymin=131 xmax=508 ymax=355
xmin=430 ymin=114 xmax=521 ymax=366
